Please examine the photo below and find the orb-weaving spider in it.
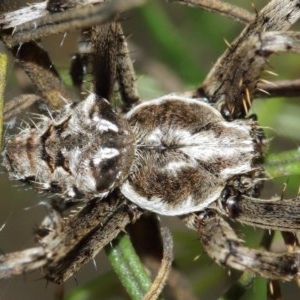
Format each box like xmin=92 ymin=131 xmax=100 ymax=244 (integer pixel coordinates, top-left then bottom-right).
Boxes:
xmin=1 ymin=0 xmax=300 ymax=299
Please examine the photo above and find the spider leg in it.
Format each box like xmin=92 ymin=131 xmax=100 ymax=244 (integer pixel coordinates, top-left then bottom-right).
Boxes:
xmin=0 ymin=0 xmax=145 ymax=47
xmin=41 ymin=193 xmax=142 ymax=283
xmin=261 ymin=230 xmax=293 ymax=299
xmin=12 ymin=42 xmax=71 ymax=109
xmin=1 ymin=40 xmax=71 ymax=110
xmin=70 ymin=21 xmax=140 ymax=109
xmin=1 ymin=12 xmax=138 ymax=284
xmin=1 ymin=1 xmax=142 ymax=112
xmin=3 ymin=94 xmax=42 ymax=121
xmin=0 ymin=191 xmax=142 ymax=283
xmin=90 ymin=20 xmax=140 ymax=109
xmin=173 ymin=0 xmax=254 ymax=25
xmin=183 ymin=209 xmax=300 ymax=281
xmin=115 ymin=23 xmax=141 ymax=111
xmin=0 ymin=247 xmax=47 ymax=279
xmin=199 ymin=0 xmax=300 ymax=119
xmin=255 ymin=78 xmax=300 ymax=99
xmin=217 ymin=194 xmax=300 ymax=232
xmin=70 ymin=29 xmax=91 ymax=95
xmin=92 ymin=23 xmax=119 ymax=101
xmin=220 ymin=193 xmax=300 ymax=288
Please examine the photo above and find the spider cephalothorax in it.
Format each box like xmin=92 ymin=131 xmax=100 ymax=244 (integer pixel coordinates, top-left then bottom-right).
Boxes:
xmin=3 ymin=93 xmax=135 ymax=200
xmin=2 ymin=0 xmax=300 ymax=299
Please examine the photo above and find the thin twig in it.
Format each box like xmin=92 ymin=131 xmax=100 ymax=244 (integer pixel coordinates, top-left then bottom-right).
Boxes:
xmin=143 ymin=227 xmax=174 ymax=300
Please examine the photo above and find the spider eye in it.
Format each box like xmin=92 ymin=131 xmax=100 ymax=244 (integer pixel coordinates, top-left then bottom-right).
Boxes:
xmin=220 ymin=103 xmax=233 ymax=121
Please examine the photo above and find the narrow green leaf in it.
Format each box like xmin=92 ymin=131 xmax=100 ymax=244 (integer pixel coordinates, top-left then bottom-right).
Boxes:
xmin=265 ymin=149 xmax=300 ymax=178
xmin=105 ymin=233 xmax=152 ymax=300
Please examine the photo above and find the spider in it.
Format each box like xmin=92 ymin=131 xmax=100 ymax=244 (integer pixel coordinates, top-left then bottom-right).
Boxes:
xmin=1 ymin=0 xmax=300 ymax=299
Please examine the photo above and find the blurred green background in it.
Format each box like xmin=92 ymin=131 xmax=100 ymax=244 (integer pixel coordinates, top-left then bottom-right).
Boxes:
xmin=1 ymin=0 xmax=300 ymax=299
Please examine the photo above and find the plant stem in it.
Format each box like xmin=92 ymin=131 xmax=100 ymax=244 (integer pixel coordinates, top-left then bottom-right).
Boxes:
xmin=0 ymin=53 xmax=7 ymax=149
xmin=105 ymin=232 xmax=152 ymax=300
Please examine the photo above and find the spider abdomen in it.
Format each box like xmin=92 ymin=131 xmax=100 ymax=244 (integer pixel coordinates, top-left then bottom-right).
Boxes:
xmin=121 ymin=95 xmax=264 ymax=215
xmin=2 ymin=94 xmax=135 ymax=200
